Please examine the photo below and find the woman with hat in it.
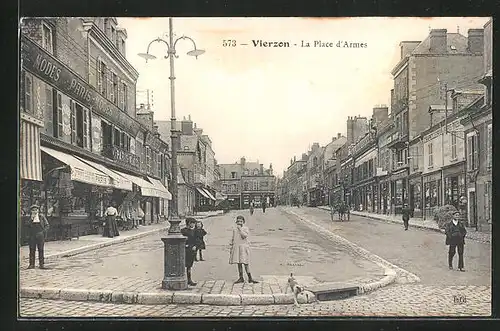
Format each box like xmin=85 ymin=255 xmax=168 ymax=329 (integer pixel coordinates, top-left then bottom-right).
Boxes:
xmin=27 ymin=204 xmax=50 ymax=269
xmin=229 ymin=215 xmax=259 ymax=284
xmin=445 ymin=210 xmax=467 ymax=271
xmin=181 ymin=217 xmax=198 ymax=286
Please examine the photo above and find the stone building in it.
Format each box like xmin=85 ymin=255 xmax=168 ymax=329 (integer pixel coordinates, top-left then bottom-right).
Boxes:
xmin=305 ymin=143 xmax=324 ymax=206
xmin=459 ymin=18 xmax=492 ymax=232
xmin=20 ymin=17 xmax=171 ymax=243
xmin=346 ymin=116 xmax=369 ymax=145
xmin=156 ymin=116 xmax=219 ymax=215
xmin=388 ymin=28 xmax=484 ymax=216
xmin=217 ymin=157 xmax=275 ymax=209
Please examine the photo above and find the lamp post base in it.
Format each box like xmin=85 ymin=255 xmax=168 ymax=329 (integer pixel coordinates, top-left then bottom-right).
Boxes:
xmin=162 ymin=276 xmax=188 ymax=291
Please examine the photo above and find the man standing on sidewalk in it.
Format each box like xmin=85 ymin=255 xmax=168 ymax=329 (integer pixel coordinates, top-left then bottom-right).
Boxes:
xmin=445 ymin=211 xmax=467 ymax=272
xmin=27 ymin=204 xmax=50 ymax=269
xmin=402 ymin=204 xmax=411 ymax=231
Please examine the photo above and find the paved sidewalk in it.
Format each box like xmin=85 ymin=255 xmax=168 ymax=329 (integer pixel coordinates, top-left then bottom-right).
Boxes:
xmin=317 ymin=206 xmax=491 ymax=244
xmin=19 ymin=211 xmax=223 ymax=261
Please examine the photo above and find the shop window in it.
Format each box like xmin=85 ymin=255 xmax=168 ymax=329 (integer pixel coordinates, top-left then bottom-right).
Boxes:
xmin=244 ymin=182 xmax=249 ymax=191
xmin=24 ymin=73 xmax=33 ymax=114
xmin=427 ymin=143 xmax=433 ymax=168
xmin=41 ymin=22 xmax=54 ymax=54
xmin=486 ymin=124 xmax=492 ymax=170
xmin=113 ymin=128 xmax=120 ymax=146
xmin=451 ymin=133 xmax=457 ymax=160
xmin=70 ymin=101 xmax=90 ymax=149
xmin=101 ymin=120 xmax=113 ymax=148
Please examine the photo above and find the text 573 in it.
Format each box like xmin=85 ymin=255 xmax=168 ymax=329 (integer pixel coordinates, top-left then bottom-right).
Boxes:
xmin=222 ymin=40 xmax=237 ymax=47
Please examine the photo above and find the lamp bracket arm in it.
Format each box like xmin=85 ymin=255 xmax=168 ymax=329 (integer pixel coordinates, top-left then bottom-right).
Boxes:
xmin=146 ymin=38 xmax=171 ymax=58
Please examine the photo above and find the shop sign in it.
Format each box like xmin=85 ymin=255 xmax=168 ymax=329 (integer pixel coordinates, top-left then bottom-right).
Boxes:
xmin=21 ymin=36 xmax=141 ymax=136
xmin=71 ymin=167 xmax=110 ymax=187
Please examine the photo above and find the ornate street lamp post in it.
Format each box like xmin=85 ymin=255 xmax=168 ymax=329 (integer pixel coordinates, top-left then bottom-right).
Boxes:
xmin=138 ymin=17 xmax=205 ymax=290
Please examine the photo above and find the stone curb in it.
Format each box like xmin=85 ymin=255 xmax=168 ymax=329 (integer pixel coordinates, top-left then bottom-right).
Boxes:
xmin=358 ymin=267 xmax=397 ymax=295
xmin=26 ymin=212 xmax=223 ymax=261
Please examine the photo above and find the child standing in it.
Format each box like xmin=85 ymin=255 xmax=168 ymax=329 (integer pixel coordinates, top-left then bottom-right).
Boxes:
xmin=194 ymin=221 xmax=207 ymax=261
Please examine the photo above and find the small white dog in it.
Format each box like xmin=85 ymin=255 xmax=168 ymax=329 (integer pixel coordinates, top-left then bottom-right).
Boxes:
xmin=288 ymin=273 xmax=316 ymax=306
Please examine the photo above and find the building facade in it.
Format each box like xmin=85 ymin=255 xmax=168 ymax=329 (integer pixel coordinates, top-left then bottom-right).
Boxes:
xmin=217 ymin=158 xmax=275 ymax=209
xmin=459 ymin=18 xmax=492 ymax=232
xmin=20 ymin=17 xmax=171 ymax=243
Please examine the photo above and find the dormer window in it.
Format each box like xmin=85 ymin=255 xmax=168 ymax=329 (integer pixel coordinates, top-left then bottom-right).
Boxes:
xmin=450 ymin=45 xmax=457 ymax=50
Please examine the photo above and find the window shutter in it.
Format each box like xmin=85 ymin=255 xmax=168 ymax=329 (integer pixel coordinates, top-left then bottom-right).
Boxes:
xmin=97 ymin=59 xmax=102 ymax=93
xmin=70 ymin=101 xmax=77 ymax=144
xmin=467 ymin=136 xmax=473 ymax=171
xmin=473 ymin=135 xmax=479 ymax=170
xmin=83 ymin=108 xmax=89 ymax=149
xmin=487 ymin=125 xmax=492 ymax=168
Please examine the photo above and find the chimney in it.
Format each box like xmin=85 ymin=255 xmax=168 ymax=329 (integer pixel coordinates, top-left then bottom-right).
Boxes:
xmin=188 ymin=114 xmax=191 ymax=121
xmin=260 ymin=164 xmax=264 ymax=174
xmin=467 ymin=29 xmax=484 ymax=54
xmin=240 ymin=157 xmax=246 ymax=167
xmin=194 ymin=122 xmax=197 ymax=129
xmin=429 ymin=29 xmax=447 ymax=53
xmin=337 ymin=133 xmax=341 ymax=139
xmin=181 ymin=116 xmax=193 ymax=135
xmin=294 ymin=156 xmax=297 ymax=162
xmin=399 ymin=41 xmax=421 ymax=59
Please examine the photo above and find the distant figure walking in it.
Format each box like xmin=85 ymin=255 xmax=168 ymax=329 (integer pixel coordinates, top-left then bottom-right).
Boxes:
xmin=262 ymin=200 xmax=267 ymax=213
xmin=445 ymin=211 xmax=467 ymax=272
xmin=249 ymin=201 xmax=254 ymax=215
xmin=402 ymin=203 xmax=411 ymax=231
xmin=229 ymin=215 xmax=259 ymax=284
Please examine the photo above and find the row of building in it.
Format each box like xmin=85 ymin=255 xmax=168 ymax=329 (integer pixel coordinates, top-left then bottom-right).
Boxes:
xmin=19 ymin=17 xmax=275 ymax=244
xmin=277 ymin=20 xmax=492 ymax=232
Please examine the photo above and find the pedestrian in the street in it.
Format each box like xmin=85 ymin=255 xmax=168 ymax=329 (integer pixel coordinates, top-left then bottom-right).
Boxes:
xmin=249 ymin=200 xmax=254 ymax=215
xmin=262 ymin=199 xmax=267 ymax=213
xmin=445 ymin=211 xmax=467 ymax=272
xmin=194 ymin=221 xmax=207 ymax=261
xmin=27 ymin=204 xmax=50 ymax=269
xmin=229 ymin=215 xmax=259 ymax=284
xmin=181 ymin=217 xmax=198 ymax=286
xmin=103 ymin=201 xmax=120 ymax=238
xmin=402 ymin=203 xmax=411 ymax=231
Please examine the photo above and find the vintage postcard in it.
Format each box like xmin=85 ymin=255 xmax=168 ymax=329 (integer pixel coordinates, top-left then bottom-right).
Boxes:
xmin=19 ymin=17 xmax=492 ymax=318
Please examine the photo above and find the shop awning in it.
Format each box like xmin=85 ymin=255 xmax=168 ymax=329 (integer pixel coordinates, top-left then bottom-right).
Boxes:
xmin=146 ymin=176 xmax=172 ymax=200
xmin=20 ymin=119 xmax=43 ymax=181
xmin=196 ymin=187 xmax=211 ymax=199
xmin=40 ymin=146 xmax=112 ymax=187
xmin=202 ymin=188 xmax=216 ymax=201
xmin=74 ymin=156 xmax=133 ymax=191
xmin=113 ymin=171 xmax=170 ymax=200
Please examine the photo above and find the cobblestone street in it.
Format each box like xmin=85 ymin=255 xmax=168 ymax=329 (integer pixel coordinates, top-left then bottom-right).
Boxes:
xmin=19 ymin=284 xmax=490 ymax=317
xmin=19 ymin=208 xmax=383 ymax=297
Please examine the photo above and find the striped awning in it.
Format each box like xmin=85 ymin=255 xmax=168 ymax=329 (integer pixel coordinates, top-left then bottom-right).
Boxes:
xmin=146 ymin=176 xmax=172 ymax=200
xmin=20 ymin=119 xmax=43 ymax=181
xmin=74 ymin=156 xmax=133 ymax=191
xmin=202 ymin=188 xmax=216 ymax=201
xmin=196 ymin=187 xmax=211 ymax=199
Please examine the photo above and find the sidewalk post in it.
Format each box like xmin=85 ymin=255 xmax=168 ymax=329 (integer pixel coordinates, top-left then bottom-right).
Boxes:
xmin=161 ymin=218 xmax=187 ymax=290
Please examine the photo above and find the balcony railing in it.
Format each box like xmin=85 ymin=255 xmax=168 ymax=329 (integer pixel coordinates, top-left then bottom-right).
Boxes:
xmin=102 ymin=144 xmax=141 ymax=171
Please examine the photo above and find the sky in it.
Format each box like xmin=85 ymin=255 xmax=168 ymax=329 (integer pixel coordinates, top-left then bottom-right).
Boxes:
xmin=118 ymin=17 xmax=489 ymax=176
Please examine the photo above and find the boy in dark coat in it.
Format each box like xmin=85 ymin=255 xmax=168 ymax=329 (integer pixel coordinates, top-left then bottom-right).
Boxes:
xmin=445 ymin=211 xmax=467 ymax=271
xmin=181 ymin=217 xmax=198 ymax=286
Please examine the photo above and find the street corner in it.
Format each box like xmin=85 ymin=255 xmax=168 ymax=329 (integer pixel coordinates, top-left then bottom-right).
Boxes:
xmin=201 ymin=293 xmax=242 ymax=305
xmin=20 ymin=287 xmax=61 ymax=300
xmin=240 ymin=294 xmax=275 ymax=305
xmin=137 ymin=292 xmax=174 ymax=305
xmin=172 ymin=291 xmax=203 ymax=304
